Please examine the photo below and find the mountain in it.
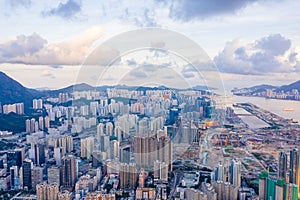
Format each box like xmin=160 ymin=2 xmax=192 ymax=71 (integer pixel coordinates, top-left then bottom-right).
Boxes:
xmin=233 ymin=80 xmax=300 ymax=95
xmin=247 ymin=84 xmax=276 ymax=90
xmin=0 ymin=72 xmax=37 ymax=107
xmin=277 ymin=80 xmax=300 ymax=92
xmin=43 ymin=83 xmax=96 ymax=97
xmin=246 ymin=84 xmax=278 ymax=93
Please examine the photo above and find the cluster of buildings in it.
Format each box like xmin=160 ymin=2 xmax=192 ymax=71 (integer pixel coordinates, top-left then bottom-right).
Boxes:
xmin=0 ymin=102 xmax=24 ymax=115
xmin=258 ymin=149 xmax=300 ymax=200
xmin=232 ymin=87 xmax=300 ymax=101
xmin=0 ymin=87 xmax=217 ymax=200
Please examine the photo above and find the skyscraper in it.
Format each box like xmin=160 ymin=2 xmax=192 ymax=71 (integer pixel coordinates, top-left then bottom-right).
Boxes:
xmin=47 ymin=183 xmax=59 ymax=200
xmin=92 ymin=151 xmax=105 ymax=168
xmin=33 ymin=99 xmax=43 ymax=110
xmin=38 ymin=116 xmax=44 ymax=130
xmin=229 ymin=159 xmax=241 ymax=187
xmin=158 ymin=136 xmax=172 ymax=172
xmin=290 ymin=149 xmax=300 ymax=185
xmin=47 ymin=166 xmax=61 ymax=186
xmin=44 ymin=116 xmax=50 ymax=129
xmin=54 ymin=147 xmax=62 ymax=166
xmin=278 ymin=151 xmax=287 ymax=180
xmin=214 ymin=161 xmax=225 ymax=182
xmin=81 ymin=136 xmax=94 ymax=160
xmin=32 ymin=166 xmax=43 ymax=190
xmin=6 ymin=150 xmax=22 ymax=172
xmin=35 ymin=143 xmax=45 ymax=166
xmin=109 ymin=139 xmax=119 ymax=159
xmin=119 ymin=144 xmax=131 ymax=164
xmin=119 ymin=163 xmax=137 ymax=189
xmin=275 ymin=180 xmax=285 ymax=200
xmin=61 ymin=155 xmax=77 ymax=189
xmin=258 ymin=171 xmax=268 ymax=200
xmin=36 ymin=182 xmax=59 ymax=200
xmin=58 ymin=190 xmax=72 ymax=200
xmin=22 ymin=159 xmax=32 ymax=190
xmin=284 ymin=183 xmax=299 ymax=200
xmin=26 ymin=119 xmax=31 ymax=133
xmin=36 ymin=182 xmax=47 ymax=200
xmin=10 ymin=166 xmax=18 ymax=190
xmin=65 ymin=135 xmax=73 ymax=153
xmin=98 ymin=134 xmax=109 ymax=151
xmin=133 ymin=134 xmax=157 ymax=169
xmin=30 ymin=118 xmax=36 ymax=133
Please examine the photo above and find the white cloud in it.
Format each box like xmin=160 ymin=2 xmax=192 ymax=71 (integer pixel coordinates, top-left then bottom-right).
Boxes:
xmin=214 ymin=34 xmax=300 ymax=75
xmin=0 ymin=26 xmax=103 ymax=65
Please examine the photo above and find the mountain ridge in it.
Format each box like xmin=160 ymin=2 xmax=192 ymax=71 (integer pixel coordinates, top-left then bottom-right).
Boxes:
xmin=0 ymin=71 xmax=212 ymax=106
xmin=233 ymin=80 xmax=300 ymax=94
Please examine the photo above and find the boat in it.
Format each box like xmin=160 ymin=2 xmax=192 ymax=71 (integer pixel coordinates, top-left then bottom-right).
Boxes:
xmin=283 ymin=108 xmax=295 ymax=111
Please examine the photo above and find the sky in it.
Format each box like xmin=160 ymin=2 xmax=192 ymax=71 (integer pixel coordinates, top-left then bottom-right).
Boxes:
xmin=0 ymin=0 xmax=300 ymax=92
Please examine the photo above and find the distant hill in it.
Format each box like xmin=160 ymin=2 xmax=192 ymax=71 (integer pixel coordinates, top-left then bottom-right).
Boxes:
xmin=233 ymin=80 xmax=300 ymax=94
xmin=0 ymin=71 xmax=212 ymax=106
xmin=0 ymin=72 xmax=36 ymax=108
xmin=277 ymin=80 xmax=300 ymax=92
xmin=43 ymin=83 xmax=96 ymax=97
xmin=247 ymin=84 xmax=278 ymax=93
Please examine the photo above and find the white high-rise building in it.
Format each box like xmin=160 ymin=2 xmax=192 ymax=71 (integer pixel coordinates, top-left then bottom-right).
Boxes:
xmin=38 ymin=116 xmax=44 ymax=130
xmin=97 ymin=123 xmax=104 ymax=136
xmin=81 ymin=136 xmax=94 ymax=160
xmin=33 ymin=99 xmax=43 ymax=109
xmin=44 ymin=116 xmax=50 ymax=129
xmin=109 ymin=140 xmax=119 ymax=159
xmin=229 ymin=159 xmax=241 ymax=187
xmin=106 ymin=122 xmax=114 ymax=136
xmin=54 ymin=148 xmax=62 ymax=166
xmin=26 ymin=119 xmax=31 ymax=133
xmin=80 ymin=105 xmax=89 ymax=116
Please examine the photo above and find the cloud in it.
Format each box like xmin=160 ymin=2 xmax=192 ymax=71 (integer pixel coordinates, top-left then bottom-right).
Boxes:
xmin=214 ymin=34 xmax=299 ymax=75
xmin=43 ymin=0 xmax=82 ymax=19
xmin=182 ymin=72 xmax=195 ymax=78
xmin=48 ymin=65 xmax=63 ymax=69
xmin=167 ymin=0 xmax=269 ymax=21
xmin=255 ymin=34 xmax=291 ymax=56
xmin=6 ymin=0 xmax=32 ymax=8
xmin=0 ymin=26 xmax=103 ymax=65
xmin=129 ymin=70 xmax=148 ymax=78
xmin=0 ymin=33 xmax=47 ymax=59
xmin=121 ymin=7 xmax=158 ymax=27
xmin=180 ymin=64 xmax=200 ymax=78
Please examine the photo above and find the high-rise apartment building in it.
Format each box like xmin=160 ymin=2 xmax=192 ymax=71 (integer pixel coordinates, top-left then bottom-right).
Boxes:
xmin=80 ymin=136 xmax=94 ymax=160
xmin=61 ymin=155 xmax=77 ymax=189
xmin=278 ymin=151 xmax=288 ymax=180
xmin=229 ymin=159 xmax=241 ymax=187
xmin=36 ymin=182 xmax=59 ymax=200
xmin=47 ymin=166 xmax=61 ymax=186
xmin=119 ymin=163 xmax=137 ymax=189
xmin=32 ymin=166 xmax=43 ymax=189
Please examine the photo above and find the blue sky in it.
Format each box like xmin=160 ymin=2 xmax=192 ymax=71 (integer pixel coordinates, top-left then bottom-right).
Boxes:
xmin=0 ymin=0 xmax=299 ymax=91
